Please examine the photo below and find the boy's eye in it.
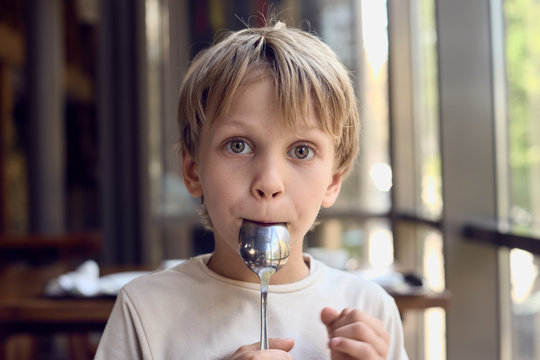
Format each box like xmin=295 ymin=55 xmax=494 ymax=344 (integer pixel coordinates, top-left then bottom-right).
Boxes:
xmin=227 ymin=139 xmax=252 ymax=154
xmin=289 ymin=144 xmax=314 ymax=160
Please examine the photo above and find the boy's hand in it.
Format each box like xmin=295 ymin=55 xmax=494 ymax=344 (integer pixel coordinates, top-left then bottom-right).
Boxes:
xmin=321 ymin=307 xmax=390 ymax=360
xmin=230 ymin=338 xmax=294 ymax=359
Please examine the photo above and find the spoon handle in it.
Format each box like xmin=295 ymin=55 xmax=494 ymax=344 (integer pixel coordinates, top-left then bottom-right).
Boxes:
xmin=258 ymin=268 xmax=276 ymax=350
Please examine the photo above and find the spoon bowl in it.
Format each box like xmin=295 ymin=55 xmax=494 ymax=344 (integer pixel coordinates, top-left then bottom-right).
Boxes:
xmin=238 ymin=221 xmax=290 ymax=273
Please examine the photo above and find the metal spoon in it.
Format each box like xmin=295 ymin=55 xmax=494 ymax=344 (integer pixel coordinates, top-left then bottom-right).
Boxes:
xmin=238 ymin=221 xmax=290 ymax=350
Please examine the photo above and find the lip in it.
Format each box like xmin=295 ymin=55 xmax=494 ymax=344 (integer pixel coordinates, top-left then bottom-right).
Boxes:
xmin=243 ymin=219 xmax=287 ymax=228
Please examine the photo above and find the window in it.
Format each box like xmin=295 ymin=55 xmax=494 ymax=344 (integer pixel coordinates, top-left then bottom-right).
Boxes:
xmin=501 ymin=0 xmax=540 ymax=358
xmin=504 ymin=0 xmax=540 ymax=226
xmin=388 ymin=0 xmax=444 ymax=358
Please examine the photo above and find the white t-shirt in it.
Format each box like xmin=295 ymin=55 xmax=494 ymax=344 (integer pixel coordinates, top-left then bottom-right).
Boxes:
xmin=95 ymin=254 xmax=408 ymax=359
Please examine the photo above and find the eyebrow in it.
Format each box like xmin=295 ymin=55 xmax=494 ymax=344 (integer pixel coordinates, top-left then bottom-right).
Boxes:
xmin=210 ymin=117 xmax=254 ymax=131
xmin=215 ymin=115 xmax=325 ymax=134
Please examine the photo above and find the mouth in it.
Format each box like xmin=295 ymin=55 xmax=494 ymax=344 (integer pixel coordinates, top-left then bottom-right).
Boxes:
xmin=242 ymin=219 xmax=287 ymax=228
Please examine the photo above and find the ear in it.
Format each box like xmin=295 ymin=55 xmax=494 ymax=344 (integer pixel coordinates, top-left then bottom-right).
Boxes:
xmin=182 ymin=151 xmax=203 ymax=198
xmin=321 ymin=172 xmax=343 ymax=208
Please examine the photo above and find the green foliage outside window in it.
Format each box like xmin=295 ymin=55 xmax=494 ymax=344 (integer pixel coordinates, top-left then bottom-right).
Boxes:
xmin=505 ymin=0 xmax=540 ymax=224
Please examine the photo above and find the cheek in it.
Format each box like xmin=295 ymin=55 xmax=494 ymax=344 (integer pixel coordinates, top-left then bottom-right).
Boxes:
xmin=199 ymin=161 xmax=245 ymax=221
xmin=201 ymin=175 xmax=231 ymax=213
xmin=199 ymin=154 xmax=233 ymax=193
xmin=290 ymin=172 xmax=332 ymax=218
xmin=294 ymin=167 xmax=333 ymax=199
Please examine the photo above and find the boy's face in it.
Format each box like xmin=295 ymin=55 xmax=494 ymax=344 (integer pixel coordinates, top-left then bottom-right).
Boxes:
xmin=182 ymin=77 xmax=343 ymax=269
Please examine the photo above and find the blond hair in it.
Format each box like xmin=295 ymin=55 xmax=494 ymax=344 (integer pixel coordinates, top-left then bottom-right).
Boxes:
xmin=177 ymin=21 xmax=360 ymax=177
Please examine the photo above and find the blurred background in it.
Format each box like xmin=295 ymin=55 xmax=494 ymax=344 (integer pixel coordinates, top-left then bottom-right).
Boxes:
xmin=0 ymin=0 xmax=539 ymax=359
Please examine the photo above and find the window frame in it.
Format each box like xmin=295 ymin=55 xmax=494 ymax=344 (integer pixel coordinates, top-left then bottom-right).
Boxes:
xmin=434 ymin=0 xmax=502 ymax=358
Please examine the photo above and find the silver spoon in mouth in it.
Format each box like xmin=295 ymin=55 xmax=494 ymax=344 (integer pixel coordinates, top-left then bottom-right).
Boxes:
xmin=238 ymin=221 xmax=290 ymax=350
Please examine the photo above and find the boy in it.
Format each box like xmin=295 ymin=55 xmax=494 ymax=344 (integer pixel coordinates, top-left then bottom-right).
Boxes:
xmin=95 ymin=21 xmax=408 ymax=359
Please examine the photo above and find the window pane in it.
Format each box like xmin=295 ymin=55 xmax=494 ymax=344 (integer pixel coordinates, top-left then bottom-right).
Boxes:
xmin=388 ymin=0 xmax=440 ymax=220
xmin=509 ymin=249 xmax=540 ymax=360
xmin=394 ymin=221 xmax=445 ymax=360
xmin=356 ymin=0 xmax=391 ymax=212
xmin=505 ymin=0 xmax=540 ymax=226
xmin=320 ymin=0 xmax=391 ymax=213
xmin=306 ymin=218 xmax=392 ymax=270
xmin=503 ymin=0 xmax=540 ymax=359
xmin=412 ymin=0 xmax=441 ymax=218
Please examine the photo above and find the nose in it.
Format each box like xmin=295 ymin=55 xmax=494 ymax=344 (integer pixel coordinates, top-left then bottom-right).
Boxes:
xmin=251 ymin=155 xmax=285 ymax=200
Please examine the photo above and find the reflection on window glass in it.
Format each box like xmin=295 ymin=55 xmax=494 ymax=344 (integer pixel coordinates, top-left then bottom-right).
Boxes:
xmin=504 ymin=0 xmax=540 ymax=359
xmin=408 ymin=1 xmax=445 ymax=357
xmin=321 ymin=0 xmax=391 ymax=213
xmin=505 ymin=0 xmax=540 ymax=226
xmin=395 ymin=222 xmax=445 ymax=360
xmin=306 ymin=218 xmax=393 ymax=270
xmin=146 ymin=0 xmax=163 ymax=216
xmin=422 ymin=230 xmax=446 ymax=359
xmin=509 ymin=250 xmax=540 ymax=360
xmin=412 ymin=0 xmax=441 ymax=218
xmin=359 ymin=0 xmax=391 ymax=213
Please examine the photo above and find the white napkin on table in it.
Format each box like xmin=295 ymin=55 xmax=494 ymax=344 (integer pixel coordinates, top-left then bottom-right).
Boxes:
xmin=44 ymin=259 xmax=184 ymax=297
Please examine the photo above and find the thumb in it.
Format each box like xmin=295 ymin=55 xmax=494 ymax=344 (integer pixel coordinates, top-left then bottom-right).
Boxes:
xmin=320 ymin=307 xmax=340 ymax=328
xmin=268 ymin=338 xmax=295 ymax=352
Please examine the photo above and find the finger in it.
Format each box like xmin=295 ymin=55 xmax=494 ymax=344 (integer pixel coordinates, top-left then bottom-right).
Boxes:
xmin=332 ymin=321 xmax=388 ymax=357
xmin=231 ymin=342 xmax=260 ymax=356
xmin=351 ymin=311 xmax=388 ymax=341
xmin=325 ymin=309 xmax=390 ymax=358
xmin=230 ymin=349 xmax=293 ymax=360
xmin=330 ymin=309 xmax=388 ymax=340
xmin=321 ymin=307 xmax=340 ymax=328
xmin=322 ymin=307 xmax=353 ymax=335
xmin=234 ymin=338 xmax=294 ymax=353
xmin=230 ymin=339 xmax=294 ymax=359
xmin=329 ymin=336 xmax=379 ymax=360
xmin=268 ymin=338 xmax=295 ymax=352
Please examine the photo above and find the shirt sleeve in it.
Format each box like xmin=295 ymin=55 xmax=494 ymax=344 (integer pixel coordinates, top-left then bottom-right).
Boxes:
xmin=384 ymin=297 xmax=409 ymax=360
xmin=94 ymin=289 xmax=151 ymax=360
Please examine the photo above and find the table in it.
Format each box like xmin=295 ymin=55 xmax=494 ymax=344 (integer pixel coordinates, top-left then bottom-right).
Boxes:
xmin=0 ymin=264 xmax=149 ymax=360
xmin=0 ymin=264 xmax=450 ymax=359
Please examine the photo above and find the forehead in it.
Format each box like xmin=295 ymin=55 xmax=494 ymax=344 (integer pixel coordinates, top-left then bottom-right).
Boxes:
xmin=209 ymin=73 xmax=322 ymax=132
xmin=210 ymin=76 xmax=322 ymax=132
